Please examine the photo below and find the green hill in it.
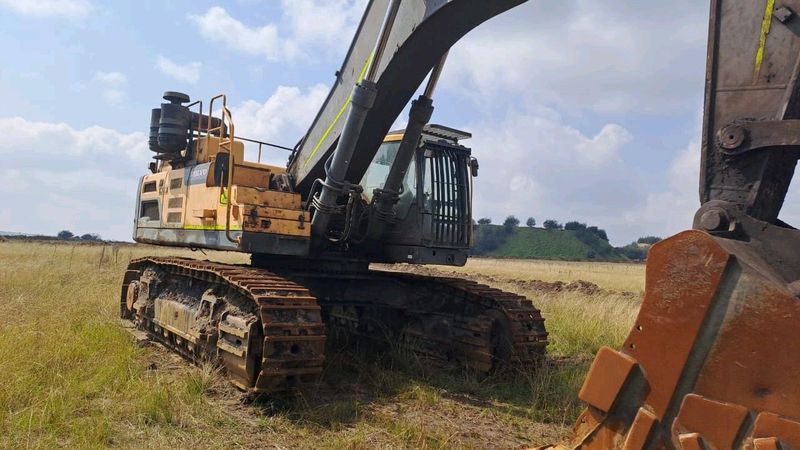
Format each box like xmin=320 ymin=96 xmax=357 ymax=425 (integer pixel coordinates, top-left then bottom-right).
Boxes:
xmin=472 ymin=225 xmax=627 ymax=262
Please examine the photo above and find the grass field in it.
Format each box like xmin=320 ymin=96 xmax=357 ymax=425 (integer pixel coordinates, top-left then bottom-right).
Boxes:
xmin=0 ymin=241 xmax=644 ymax=449
xmin=445 ymin=258 xmax=644 ymax=294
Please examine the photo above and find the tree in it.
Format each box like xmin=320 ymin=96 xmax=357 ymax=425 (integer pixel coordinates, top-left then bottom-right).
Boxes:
xmin=564 ymin=221 xmax=587 ymax=231
xmin=503 ymin=215 xmax=520 ymax=232
xmin=80 ymin=233 xmax=101 ymax=241
xmin=543 ymin=219 xmax=562 ymax=230
xmin=618 ymin=242 xmax=648 ymax=261
xmin=472 ymin=225 xmax=509 ymax=255
xmin=637 ymin=236 xmax=662 ymax=245
xmin=526 ymin=217 xmax=536 ymax=227
xmin=477 ymin=218 xmax=492 ymax=225
xmin=57 ymin=230 xmax=74 ymax=240
xmin=587 ymin=226 xmax=609 ymax=241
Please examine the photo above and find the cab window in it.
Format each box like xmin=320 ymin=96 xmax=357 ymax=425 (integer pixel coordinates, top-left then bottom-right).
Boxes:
xmin=360 ymin=141 xmax=417 ymax=219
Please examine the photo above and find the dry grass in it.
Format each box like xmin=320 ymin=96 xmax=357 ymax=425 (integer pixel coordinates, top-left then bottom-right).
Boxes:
xmin=445 ymin=258 xmax=645 ymax=294
xmin=390 ymin=258 xmax=644 ymax=357
xmin=0 ymin=241 xmax=643 ymax=449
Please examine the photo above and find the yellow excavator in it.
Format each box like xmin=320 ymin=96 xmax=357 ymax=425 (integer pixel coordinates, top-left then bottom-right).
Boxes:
xmin=123 ymin=0 xmax=546 ymax=392
xmin=122 ymin=0 xmax=800 ymax=446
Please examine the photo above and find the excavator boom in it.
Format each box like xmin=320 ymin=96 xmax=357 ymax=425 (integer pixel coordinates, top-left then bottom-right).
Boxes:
xmin=288 ymin=0 xmax=526 ymax=193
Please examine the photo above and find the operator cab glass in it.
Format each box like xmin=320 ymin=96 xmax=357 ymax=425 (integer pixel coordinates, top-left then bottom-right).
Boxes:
xmin=359 ymin=125 xmax=474 ymax=253
xmin=360 ymin=140 xmax=417 ymax=220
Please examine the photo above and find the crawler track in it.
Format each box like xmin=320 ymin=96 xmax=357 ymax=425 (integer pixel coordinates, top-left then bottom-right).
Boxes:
xmin=121 ymin=257 xmax=548 ymax=394
xmin=121 ymin=257 xmax=325 ymax=393
xmin=394 ymin=272 xmax=549 ymax=371
xmin=276 ymin=269 xmax=548 ymax=374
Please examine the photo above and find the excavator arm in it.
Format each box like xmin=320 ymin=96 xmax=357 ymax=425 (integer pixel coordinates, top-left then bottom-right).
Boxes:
xmin=700 ymin=0 xmax=800 ymax=225
xmin=548 ymin=1 xmax=800 ymax=449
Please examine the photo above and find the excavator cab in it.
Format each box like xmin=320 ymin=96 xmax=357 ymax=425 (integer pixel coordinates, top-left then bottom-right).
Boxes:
xmin=359 ymin=124 xmax=475 ymax=265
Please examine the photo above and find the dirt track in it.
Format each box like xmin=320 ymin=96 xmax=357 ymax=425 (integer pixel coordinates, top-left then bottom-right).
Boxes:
xmin=378 ymin=263 xmax=640 ymax=300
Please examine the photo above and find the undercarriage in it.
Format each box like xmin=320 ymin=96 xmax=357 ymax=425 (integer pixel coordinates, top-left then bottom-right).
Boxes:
xmin=120 ymin=257 xmax=547 ymax=393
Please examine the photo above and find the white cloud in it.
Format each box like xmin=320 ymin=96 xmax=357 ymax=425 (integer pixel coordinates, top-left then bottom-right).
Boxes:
xmin=156 ymin=55 xmax=202 ymax=84
xmin=231 ymin=84 xmax=329 ymax=164
xmin=467 ymin=108 xmax=645 ymax=245
xmin=0 ymin=0 xmax=93 ymax=20
xmin=0 ymin=117 xmax=147 ymax=162
xmin=188 ymin=7 xmax=293 ymax=61
xmin=93 ymin=71 xmax=126 ymax=86
xmin=187 ymin=1 xmax=364 ymax=62
xmin=444 ymin=1 xmax=708 ymax=114
xmin=280 ymin=0 xmax=365 ymax=47
xmin=0 ymin=117 xmax=148 ymax=240
xmin=617 ymin=139 xmax=700 ymax=243
xmin=93 ymin=71 xmax=127 ymax=105
xmin=466 ymin=103 xmax=799 ymax=244
xmin=781 ymin=174 xmax=800 ymax=226
xmin=102 ymin=89 xmax=125 ymax=105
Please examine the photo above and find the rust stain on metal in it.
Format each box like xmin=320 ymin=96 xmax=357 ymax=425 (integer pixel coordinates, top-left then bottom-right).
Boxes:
xmin=693 ymin=277 xmax=800 ymax=418
xmin=751 ymin=412 xmax=800 ymax=449
xmin=673 ymin=394 xmax=749 ymax=449
xmin=579 ymin=347 xmax=637 ymax=413
xmin=622 ymin=231 xmax=730 ymax=418
xmin=621 ymin=408 xmax=658 ymax=450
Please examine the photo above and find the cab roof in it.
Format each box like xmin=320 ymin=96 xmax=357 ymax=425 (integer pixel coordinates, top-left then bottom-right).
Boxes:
xmin=385 ymin=124 xmax=472 ymax=144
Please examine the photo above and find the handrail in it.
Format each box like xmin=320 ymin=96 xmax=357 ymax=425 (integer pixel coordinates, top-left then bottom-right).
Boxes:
xmin=236 ymin=136 xmax=294 ymax=151
xmin=235 ymin=136 xmax=293 ymax=164
xmin=200 ymin=94 xmax=295 ymax=243
xmin=222 ymin=106 xmax=237 ymax=245
xmin=206 ymin=94 xmax=240 ymax=246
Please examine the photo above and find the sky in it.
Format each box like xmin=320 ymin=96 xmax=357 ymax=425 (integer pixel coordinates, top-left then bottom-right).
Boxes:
xmin=1 ymin=0 xmax=798 ymax=246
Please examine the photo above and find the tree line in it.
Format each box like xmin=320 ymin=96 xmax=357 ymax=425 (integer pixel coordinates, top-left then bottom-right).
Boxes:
xmin=473 ymin=216 xmax=661 ymax=261
xmin=617 ymin=236 xmax=663 ymax=260
xmin=57 ymin=230 xmax=103 ymax=241
xmin=472 ymin=215 xmax=611 ymax=255
xmin=476 ymin=217 xmax=609 ymax=240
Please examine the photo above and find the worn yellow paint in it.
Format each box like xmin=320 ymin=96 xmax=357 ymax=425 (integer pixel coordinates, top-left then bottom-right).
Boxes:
xmin=754 ymin=0 xmax=776 ymax=82
xmin=303 ymin=53 xmax=374 ymax=169
xmin=384 ymin=132 xmax=404 ymax=142
xmin=242 ymin=216 xmax=310 ymax=237
xmin=242 ymin=205 xmax=311 ymax=221
xmin=196 ymin=135 xmax=245 ymax=165
xmin=219 ymin=188 xmax=228 ymax=205
xmin=184 ymin=224 xmax=243 ymax=231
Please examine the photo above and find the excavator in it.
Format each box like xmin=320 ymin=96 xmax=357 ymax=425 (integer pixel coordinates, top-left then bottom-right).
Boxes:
xmin=121 ymin=0 xmax=800 ymax=446
xmin=121 ymin=0 xmax=547 ymax=392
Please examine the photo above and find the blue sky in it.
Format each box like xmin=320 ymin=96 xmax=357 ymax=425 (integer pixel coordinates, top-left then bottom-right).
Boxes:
xmin=2 ymin=0 xmax=793 ymax=245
